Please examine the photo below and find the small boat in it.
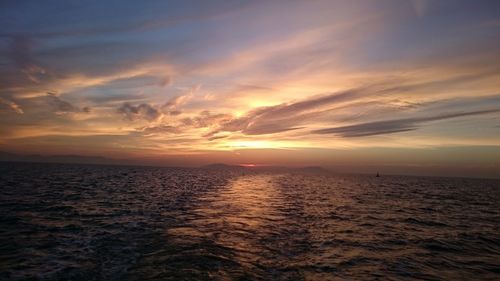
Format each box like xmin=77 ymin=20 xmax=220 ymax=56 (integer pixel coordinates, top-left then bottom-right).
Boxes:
xmin=376 ymin=172 xmax=380 ymax=177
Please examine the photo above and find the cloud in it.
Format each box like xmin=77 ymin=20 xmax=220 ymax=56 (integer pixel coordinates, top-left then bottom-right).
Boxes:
xmin=161 ymin=86 xmax=198 ymax=110
xmin=206 ymin=89 xmax=364 ymax=136
xmin=116 ymin=90 xmax=198 ymax=123
xmin=169 ymin=110 xmax=182 ymax=116
xmin=207 ymin=135 xmax=228 ymax=141
xmin=162 ymin=95 xmax=189 ymax=109
xmin=243 ymin=124 xmax=304 ymax=135
xmin=159 ymin=76 xmax=171 ymax=87
xmin=8 ymin=35 xmax=50 ymax=83
xmin=139 ymin=125 xmax=182 ymax=135
xmin=255 ymin=89 xmax=362 ymax=119
xmin=204 ymin=86 xmax=500 ymax=140
xmin=0 ymin=97 xmax=24 ymax=114
xmin=45 ymin=92 xmax=90 ymax=114
xmin=182 ymin=110 xmax=232 ymax=128
xmin=313 ymin=109 xmax=500 ymax=137
xmin=91 ymin=74 xmax=171 ymax=91
xmin=117 ymin=102 xmax=161 ymax=121
xmin=128 ymin=110 xmax=233 ymax=137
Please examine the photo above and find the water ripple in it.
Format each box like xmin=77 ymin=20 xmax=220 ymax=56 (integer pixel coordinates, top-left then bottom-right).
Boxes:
xmin=1 ymin=163 xmax=499 ymax=280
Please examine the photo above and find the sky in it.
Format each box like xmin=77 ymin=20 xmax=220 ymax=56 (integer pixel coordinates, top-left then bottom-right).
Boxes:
xmin=0 ymin=0 xmax=499 ymax=177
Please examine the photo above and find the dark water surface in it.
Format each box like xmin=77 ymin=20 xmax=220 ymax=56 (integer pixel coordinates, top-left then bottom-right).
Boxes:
xmin=1 ymin=162 xmax=499 ymax=280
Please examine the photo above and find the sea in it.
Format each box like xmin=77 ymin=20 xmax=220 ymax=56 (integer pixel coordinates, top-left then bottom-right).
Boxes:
xmin=0 ymin=162 xmax=499 ymax=280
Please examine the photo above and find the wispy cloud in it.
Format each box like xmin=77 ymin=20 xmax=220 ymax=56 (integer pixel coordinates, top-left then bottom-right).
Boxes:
xmin=44 ymin=92 xmax=90 ymax=114
xmin=205 ymin=89 xmax=365 ymax=137
xmin=161 ymin=89 xmax=196 ymax=114
xmin=7 ymin=35 xmax=51 ymax=84
xmin=313 ymin=109 xmax=500 ymax=137
xmin=139 ymin=124 xmax=182 ymax=135
xmin=0 ymin=97 xmax=24 ymax=114
xmin=182 ymin=110 xmax=232 ymax=129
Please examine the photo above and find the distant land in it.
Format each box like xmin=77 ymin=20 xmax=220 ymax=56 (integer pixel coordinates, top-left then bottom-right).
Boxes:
xmin=2 ymin=151 xmax=497 ymax=179
xmin=0 ymin=151 xmax=122 ymax=166
xmin=201 ymin=163 xmax=330 ymax=174
xmin=0 ymin=151 xmax=330 ymax=174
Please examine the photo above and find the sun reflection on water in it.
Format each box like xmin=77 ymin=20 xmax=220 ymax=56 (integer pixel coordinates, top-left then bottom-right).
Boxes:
xmin=173 ymin=174 xmax=286 ymax=271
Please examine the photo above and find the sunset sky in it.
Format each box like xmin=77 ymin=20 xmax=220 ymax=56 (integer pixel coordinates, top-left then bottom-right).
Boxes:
xmin=1 ymin=0 xmax=499 ymax=177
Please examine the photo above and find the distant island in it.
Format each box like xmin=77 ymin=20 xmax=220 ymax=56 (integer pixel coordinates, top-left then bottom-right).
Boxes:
xmin=201 ymin=163 xmax=330 ymax=174
xmin=0 ymin=151 xmax=330 ymax=174
xmin=0 ymin=151 xmax=121 ymax=165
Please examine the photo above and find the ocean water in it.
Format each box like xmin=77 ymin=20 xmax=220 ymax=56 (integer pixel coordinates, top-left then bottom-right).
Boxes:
xmin=0 ymin=162 xmax=499 ymax=280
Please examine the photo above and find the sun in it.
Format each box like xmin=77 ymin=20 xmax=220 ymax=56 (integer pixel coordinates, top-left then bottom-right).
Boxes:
xmin=239 ymin=163 xmax=257 ymax=167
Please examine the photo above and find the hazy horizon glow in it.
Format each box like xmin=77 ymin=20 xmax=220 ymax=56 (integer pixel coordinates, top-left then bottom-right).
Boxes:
xmin=1 ymin=0 xmax=499 ymax=177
